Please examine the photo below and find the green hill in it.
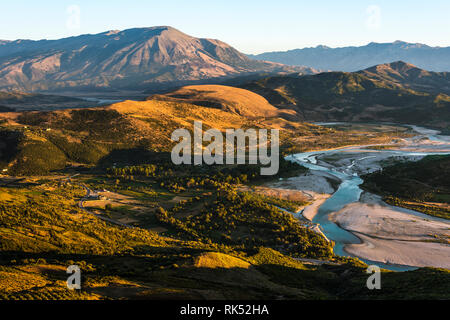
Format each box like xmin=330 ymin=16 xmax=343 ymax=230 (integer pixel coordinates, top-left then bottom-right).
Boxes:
xmin=362 ymin=155 xmax=450 ymax=219
xmin=240 ymin=62 xmax=450 ymax=129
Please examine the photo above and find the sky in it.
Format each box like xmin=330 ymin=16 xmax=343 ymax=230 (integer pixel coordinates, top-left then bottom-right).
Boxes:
xmin=1 ymin=0 xmax=450 ymax=54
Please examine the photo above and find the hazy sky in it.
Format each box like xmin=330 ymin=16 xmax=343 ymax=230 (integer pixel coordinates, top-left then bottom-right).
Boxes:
xmin=1 ymin=0 xmax=449 ymax=54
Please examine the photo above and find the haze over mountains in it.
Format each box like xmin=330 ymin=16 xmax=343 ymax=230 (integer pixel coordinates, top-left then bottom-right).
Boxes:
xmin=0 ymin=26 xmax=309 ymax=92
xmin=250 ymin=41 xmax=450 ymax=72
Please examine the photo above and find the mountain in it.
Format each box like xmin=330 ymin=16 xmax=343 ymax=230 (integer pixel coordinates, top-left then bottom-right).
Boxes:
xmin=250 ymin=41 xmax=450 ymax=72
xmin=357 ymin=61 xmax=450 ymax=94
xmin=239 ymin=62 xmax=450 ymax=128
xmin=0 ymin=27 xmax=312 ymax=92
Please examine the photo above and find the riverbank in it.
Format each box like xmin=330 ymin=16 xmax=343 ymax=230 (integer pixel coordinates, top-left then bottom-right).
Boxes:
xmin=330 ymin=196 xmax=450 ymax=269
xmin=285 ymin=124 xmax=450 ymax=270
xmin=266 ymin=171 xmax=338 ymax=221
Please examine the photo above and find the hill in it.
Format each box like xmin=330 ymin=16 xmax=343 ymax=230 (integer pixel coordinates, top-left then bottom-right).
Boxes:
xmin=147 ymin=85 xmax=298 ymax=119
xmin=362 ymin=155 xmax=450 ymax=219
xmin=250 ymin=41 xmax=450 ymax=72
xmin=0 ymin=84 xmax=402 ymax=175
xmin=357 ymin=61 xmax=450 ymax=95
xmin=0 ymin=89 xmax=312 ymax=175
xmin=240 ymin=62 xmax=450 ymax=128
xmin=3 ymin=177 xmax=447 ymax=300
xmin=0 ymin=27 xmax=311 ymax=92
xmin=0 ymin=100 xmax=243 ymax=175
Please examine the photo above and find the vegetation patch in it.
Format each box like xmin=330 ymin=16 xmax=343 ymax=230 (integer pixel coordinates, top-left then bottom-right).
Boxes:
xmin=362 ymin=155 xmax=450 ymax=219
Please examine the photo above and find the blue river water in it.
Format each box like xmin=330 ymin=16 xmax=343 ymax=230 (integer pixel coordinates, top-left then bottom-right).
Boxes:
xmin=286 ymin=125 xmax=450 ymax=271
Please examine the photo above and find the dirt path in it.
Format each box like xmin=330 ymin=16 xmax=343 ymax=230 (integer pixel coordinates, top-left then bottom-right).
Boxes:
xmin=78 ymin=183 xmax=135 ymax=229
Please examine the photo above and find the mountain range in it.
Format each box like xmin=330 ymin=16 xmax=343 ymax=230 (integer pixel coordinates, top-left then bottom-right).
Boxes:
xmin=240 ymin=61 xmax=450 ymax=128
xmin=250 ymin=41 xmax=450 ymax=72
xmin=1 ymin=26 xmax=450 ymax=129
xmin=0 ymin=27 xmax=311 ymax=92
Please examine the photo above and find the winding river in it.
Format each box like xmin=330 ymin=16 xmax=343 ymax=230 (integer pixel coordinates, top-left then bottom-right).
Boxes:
xmin=286 ymin=124 xmax=450 ymax=271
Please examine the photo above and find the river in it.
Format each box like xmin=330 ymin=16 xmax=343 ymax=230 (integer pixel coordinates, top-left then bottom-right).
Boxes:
xmin=286 ymin=124 xmax=450 ymax=271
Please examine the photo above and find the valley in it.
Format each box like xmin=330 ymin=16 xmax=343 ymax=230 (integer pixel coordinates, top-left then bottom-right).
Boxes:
xmin=0 ymin=20 xmax=449 ymax=303
xmin=283 ymin=123 xmax=450 ymax=270
xmin=1 ymin=111 xmax=449 ymax=299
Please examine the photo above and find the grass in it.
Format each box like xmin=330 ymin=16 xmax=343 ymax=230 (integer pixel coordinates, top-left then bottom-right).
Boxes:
xmin=194 ymin=252 xmax=251 ymax=269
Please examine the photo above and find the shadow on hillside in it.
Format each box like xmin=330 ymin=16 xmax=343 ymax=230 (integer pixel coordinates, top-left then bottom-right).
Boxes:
xmin=0 ymin=250 xmax=334 ymax=299
xmin=97 ymin=148 xmax=173 ymax=168
xmin=1 ymin=250 xmax=449 ymax=300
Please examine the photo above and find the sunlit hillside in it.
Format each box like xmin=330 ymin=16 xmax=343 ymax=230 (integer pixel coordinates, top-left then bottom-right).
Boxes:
xmin=148 ymin=84 xmax=299 ymax=119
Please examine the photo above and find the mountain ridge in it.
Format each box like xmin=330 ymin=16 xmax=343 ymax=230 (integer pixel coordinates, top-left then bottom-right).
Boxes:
xmin=239 ymin=61 xmax=450 ymax=128
xmin=0 ymin=26 xmax=313 ymax=92
xmin=250 ymin=41 xmax=450 ymax=72
xmin=357 ymin=61 xmax=450 ymax=94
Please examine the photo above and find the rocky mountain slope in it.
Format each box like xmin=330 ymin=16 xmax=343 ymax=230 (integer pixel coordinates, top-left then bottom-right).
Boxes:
xmin=0 ymin=27 xmax=311 ymax=92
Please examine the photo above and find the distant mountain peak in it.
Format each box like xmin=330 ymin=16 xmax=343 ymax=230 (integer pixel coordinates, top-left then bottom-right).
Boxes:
xmin=104 ymin=30 xmax=121 ymax=36
xmin=387 ymin=60 xmax=420 ymax=71
xmin=240 ymin=62 xmax=450 ymax=128
xmin=357 ymin=61 xmax=449 ymax=92
xmin=366 ymin=60 xmax=419 ymax=72
xmin=251 ymin=41 xmax=450 ymax=72
xmin=390 ymin=60 xmax=415 ymax=66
